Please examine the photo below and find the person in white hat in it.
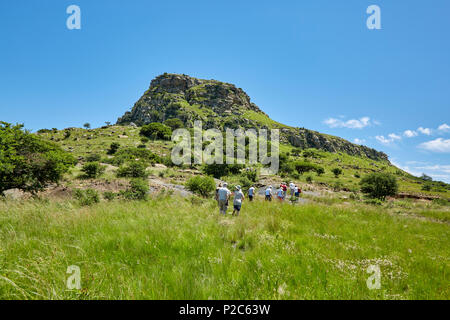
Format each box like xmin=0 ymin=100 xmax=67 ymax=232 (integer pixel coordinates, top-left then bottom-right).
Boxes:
xmin=217 ymin=183 xmax=231 ymax=215
xmin=265 ymin=185 xmax=273 ymax=201
xmin=232 ymin=185 xmax=245 ymax=216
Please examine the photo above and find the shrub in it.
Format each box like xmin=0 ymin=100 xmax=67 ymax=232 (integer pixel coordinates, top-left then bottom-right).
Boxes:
xmin=360 ymin=172 xmax=398 ymax=200
xmin=103 ymin=191 xmax=116 ymax=201
xmin=243 ymin=169 xmax=258 ymax=182
xmin=74 ymin=189 xmax=100 ymax=206
xmin=292 ymin=173 xmax=300 ymax=180
xmin=306 ymin=176 xmax=313 ymax=183
xmin=202 ymin=163 xmax=243 ymax=179
xmin=333 ymin=181 xmax=343 ymax=192
xmin=432 ymin=198 xmax=450 ymax=206
xmin=332 ymin=168 xmax=343 ymax=178
xmin=280 ymin=162 xmax=295 ymax=175
xmin=364 ymin=198 xmax=384 ymax=206
xmin=291 ymin=148 xmax=302 ymax=157
xmin=140 ymin=123 xmax=172 ymax=140
xmin=421 ymin=183 xmax=432 ymax=191
xmin=121 ymin=179 xmax=149 ymax=200
xmin=37 ymin=128 xmax=52 ymax=134
xmin=107 ymin=147 xmax=161 ymax=166
xmin=316 ymin=167 xmax=325 ymax=176
xmin=185 ymin=176 xmax=216 ymax=197
xmin=354 ymin=173 xmax=361 ymax=179
xmin=116 ymin=161 xmax=148 ymax=178
xmin=421 ymin=174 xmax=433 ymax=181
xmin=294 ymin=161 xmax=319 ymax=175
xmin=164 ymin=118 xmax=184 ymax=130
xmin=81 ymin=162 xmax=106 ymax=179
xmin=107 ymin=142 xmax=120 ymax=155
xmin=0 ymin=122 xmax=76 ymax=194
xmin=83 ymin=123 xmax=91 ymax=129
xmin=239 ymin=176 xmax=252 ymax=192
xmin=85 ymin=153 xmax=101 ymax=162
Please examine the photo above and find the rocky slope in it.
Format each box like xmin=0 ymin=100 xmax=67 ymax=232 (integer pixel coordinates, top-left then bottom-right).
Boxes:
xmin=117 ymin=73 xmax=388 ymax=161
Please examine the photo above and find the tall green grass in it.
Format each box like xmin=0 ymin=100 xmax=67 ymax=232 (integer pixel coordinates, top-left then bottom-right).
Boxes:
xmin=0 ymin=197 xmax=448 ymax=299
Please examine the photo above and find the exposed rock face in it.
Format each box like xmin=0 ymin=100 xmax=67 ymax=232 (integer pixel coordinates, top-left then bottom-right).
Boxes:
xmin=117 ymin=73 xmax=265 ymax=128
xmin=117 ymin=73 xmax=388 ymax=161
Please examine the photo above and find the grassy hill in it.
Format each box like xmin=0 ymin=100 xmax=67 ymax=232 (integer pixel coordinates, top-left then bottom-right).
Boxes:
xmin=35 ymin=125 xmax=450 ymax=198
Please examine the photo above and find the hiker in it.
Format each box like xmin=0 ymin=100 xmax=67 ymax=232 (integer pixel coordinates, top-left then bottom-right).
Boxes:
xmin=217 ymin=183 xmax=231 ymax=215
xmin=294 ymin=185 xmax=301 ymax=198
xmin=281 ymin=183 xmax=287 ymax=198
xmin=277 ymin=187 xmax=285 ymax=201
xmin=232 ymin=185 xmax=245 ymax=216
xmin=215 ymin=183 xmax=222 ymax=205
xmin=248 ymin=186 xmax=255 ymax=201
xmin=289 ymin=181 xmax=295 ymax=196
xmin=265 ymin=186 xmax=273 ymax=201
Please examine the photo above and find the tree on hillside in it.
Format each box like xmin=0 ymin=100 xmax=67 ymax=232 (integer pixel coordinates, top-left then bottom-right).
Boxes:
xmin=140 ymin=123 xmax=172 ymax=140
xmin=164 ymin=118 xmax=184 ymax=130
xmin=0 ymin=122 xmax=76 ymax=194
xmin=332 ymin=168 xmax=343 ymax=178
xmin=360 ymin=172 xmax=398 ymax=200
xmin=83 ymin=123 xmax=91 ymax=129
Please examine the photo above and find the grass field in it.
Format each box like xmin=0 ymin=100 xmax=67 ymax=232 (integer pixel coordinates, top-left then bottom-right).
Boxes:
xmin=1 ymin=196 xmax=448 ymax=300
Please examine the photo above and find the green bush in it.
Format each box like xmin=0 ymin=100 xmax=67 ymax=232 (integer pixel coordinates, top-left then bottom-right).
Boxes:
xmin=81 ymin=162 xmax=106 ymax=179
xmin=103 ymin=191 xmax=116 ymax=201
xmin=140 ymin=123 xmax=172 ymax=140
xmin=202 ymin=162 xmax=243 ymax=179
xmin=333 ymin=181 xmax=343 ymax=192
xmin=239 ymin=176 xmax=252 ymax=192
xmin=116 ymin=161 xmax=148 ymax=178
xmin=185 ymin=176 xmax=216 ymax=197
xmin=85 ymin=153 xmax=101 ymax=162
xmin=106 ymin=147 xmax=161 ymax=167
xmin=316 ymin=167 xmax=325 ymax=176
xmin=74 ymin=189 xmax=100 ymax=206
xmin=164 ymin=118 xmax=184 ymax=130
xmin=364 ymin=198 xmax=384 ymax=206
xmin=294 ymin=161 xmax=319 ymax=175
xmin=306 ymin=175 xmax=313 ymax=183
xmin=421 ymin=183 xmax=432 ymax=191
xmin=121 ymin=179 xmax=149 ymax=200
xmin=332 ymin=168 xmax=343 ymax=178
xmin=243 ymin=169 xmax=258 ymax=182
xmin=360 ymin=173 xmax=398 ymax=200
xmin=107 ymin=142 xmax=120 ymax=155
xmin=0 ymin=122 xmax=76 ymax=194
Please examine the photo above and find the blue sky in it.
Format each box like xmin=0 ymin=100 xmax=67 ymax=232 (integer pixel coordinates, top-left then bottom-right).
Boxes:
xmin=1 ymin=0 xmax=449 ymax=181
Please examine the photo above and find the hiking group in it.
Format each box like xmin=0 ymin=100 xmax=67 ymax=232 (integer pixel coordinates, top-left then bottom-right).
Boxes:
xmin=215 ymin=182 xmax=302 ymax=216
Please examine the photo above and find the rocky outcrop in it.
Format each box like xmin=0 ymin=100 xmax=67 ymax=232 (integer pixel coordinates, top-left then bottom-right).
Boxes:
xmin=117 ymin=73 xmax=388 ymax=161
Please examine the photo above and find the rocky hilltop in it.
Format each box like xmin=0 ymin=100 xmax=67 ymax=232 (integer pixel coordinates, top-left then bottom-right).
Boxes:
xmin=117 ymin=73 xmax=388 ymax=161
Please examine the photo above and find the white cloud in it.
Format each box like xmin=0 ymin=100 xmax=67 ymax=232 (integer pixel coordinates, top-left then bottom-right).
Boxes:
xmin=438 ymin=123 xmax=450 ymax=133
xmin=388 ymin=133 xmax=402 ymax=140
xmin=391 ymin=161 xmax=450 ymax=183
xmin=403 ymin=130 xmax=418 ymax=138
xmin=415 ymin=165 xmax=450 ymax=174
xmin=353 ymin=138 xmax=366 ymax=144
xmin=419 ymin=138 xmax=450 ymax=153
xmin=418 ymin=127 xmax=432 ymax=135
xmin=376 ymin=134 xmax=401 ymax=145
xmin=324 ymin=116 xmax=371 ymax=129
